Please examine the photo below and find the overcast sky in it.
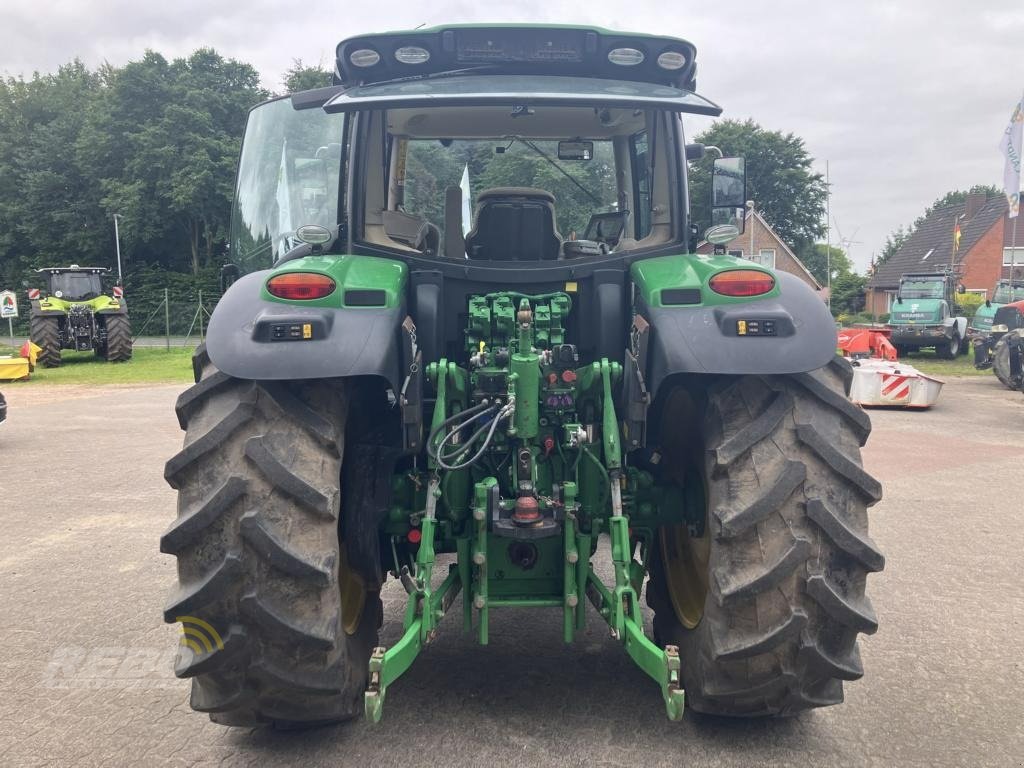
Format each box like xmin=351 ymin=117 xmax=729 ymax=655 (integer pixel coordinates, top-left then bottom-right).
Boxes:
xmin=2 ymin=0 xmax=1022 ymax=272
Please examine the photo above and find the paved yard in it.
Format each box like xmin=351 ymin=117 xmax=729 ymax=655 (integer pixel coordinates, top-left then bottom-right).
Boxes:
xmin=0 ymin=376 xmax=1021 ymax=767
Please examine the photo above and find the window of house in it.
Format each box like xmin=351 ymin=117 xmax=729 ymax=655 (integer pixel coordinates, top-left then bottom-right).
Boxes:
xmin=755 ymin=248 xmax=776 ymax=268
xmin=885 ymin=290 xmax=898 ymax=311
xmin=728 ymin=249 xmax=743 ymax=258
xmin=1003 ymin=247 xmax=1024 ymax=266
xmin=921 ymin=248 xmax=934 ymax=261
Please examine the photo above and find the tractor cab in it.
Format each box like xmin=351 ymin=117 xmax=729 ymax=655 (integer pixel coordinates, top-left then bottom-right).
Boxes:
xmin=39 ymin=266 xmax=106 ymax=301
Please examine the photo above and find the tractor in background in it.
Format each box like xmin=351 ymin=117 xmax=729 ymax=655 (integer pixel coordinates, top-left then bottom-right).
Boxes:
xmin=974 ymin=299 xmax=1024 ymax=390
xmin=887 ymin=269 xmax=968 ymax=358
xmin=967 ymin=279 xmax=1024 ymax=342
xmin=29 ymin=266 xmax=131 ymax=367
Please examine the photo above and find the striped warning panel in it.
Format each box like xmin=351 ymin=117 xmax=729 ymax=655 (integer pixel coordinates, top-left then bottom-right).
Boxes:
xmin=881 ymin=373 xmax=911 ymax=401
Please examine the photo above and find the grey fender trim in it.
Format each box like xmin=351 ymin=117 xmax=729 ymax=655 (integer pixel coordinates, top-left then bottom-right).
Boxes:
xmin=644 ymin=272 xmax=836 ymax=393
xmin=205 ymin=271 xmax=404 ymax=387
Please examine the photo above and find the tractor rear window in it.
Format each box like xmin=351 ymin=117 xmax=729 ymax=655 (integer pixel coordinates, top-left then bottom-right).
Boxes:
xmin=50 ymin=273 xmax=102 ymax=300
xmin=401 ymin=138 xmax=618 ymax=240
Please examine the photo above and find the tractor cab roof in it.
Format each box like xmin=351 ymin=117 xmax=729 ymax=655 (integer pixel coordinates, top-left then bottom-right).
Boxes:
xmin=37 ymin=266 xmax=108 ymax=274
xmin=335 ymin=25 xmax=701 ymax=91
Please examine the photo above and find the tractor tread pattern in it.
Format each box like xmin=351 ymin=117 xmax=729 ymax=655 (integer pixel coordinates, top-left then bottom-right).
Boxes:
xmin=30 ymin=315 xmax=62 ymax=368
xmin=709 ymin=609 xmax=807 ymax=660
xmin=102 ymin=314 xmax=133 ymax=362
xmin=713 ymin=536 xmax=812 ymax=601
xmin=163 ymin=347 xmax=377 ymax=727
xmin=243 ymin=437 xmax=337 ymax=519
xmin=647 ymin=354 xmax=883 ymax=717
xmin=795 ymin=422 xmax=882 ymax=502
xmin=798 ymin=633 xmax=865 ymax=681
xmin=239 ymin=512 xmax=333 ymax=586
xmin=160 ymin=476 xmax=246 ymax=556
xmin=163 ymin=553 xmax=244 ymax=622
xmin=714 ymin=460 xmax=806 ymax=536
xmin=713 ymin=390 xmax=792 ymax=467
xmin=806 ymin=575 xmax=879 ymax=634
xmin=174 ymin=625 xmax=248 ymax=678
xmin=164 ymin=401 xmax=255 ymax=488
xmin=805 ymin=498 xmax=885 ymax=572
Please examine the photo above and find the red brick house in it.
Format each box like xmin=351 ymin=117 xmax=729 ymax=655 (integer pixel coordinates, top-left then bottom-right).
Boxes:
xmin=696 ymin=208 xmax=822 ymax=292
xmin=866 ymin=192 xmax=1010 ymax=315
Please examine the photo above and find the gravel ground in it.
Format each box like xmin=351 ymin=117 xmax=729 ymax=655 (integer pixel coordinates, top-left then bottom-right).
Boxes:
xmin=0 ymin=376 xmax=1021 ymax=767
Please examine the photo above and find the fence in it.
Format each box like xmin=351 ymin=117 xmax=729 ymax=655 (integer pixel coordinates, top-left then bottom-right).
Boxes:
xmin=3 ymin=288 xmax=222 ymax=349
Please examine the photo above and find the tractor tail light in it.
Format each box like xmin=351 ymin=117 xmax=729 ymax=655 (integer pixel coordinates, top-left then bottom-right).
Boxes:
xmin=266 ymin=273 xmax=336 ymax=300
xmin=708 ymin=270 xmax=776 ymax=298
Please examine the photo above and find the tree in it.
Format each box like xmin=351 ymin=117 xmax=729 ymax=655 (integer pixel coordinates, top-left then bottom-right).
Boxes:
xmin=831 ymin=272 xmax=867 ymax=316
xmin=689 ymin=119 xmax=826 ymax=258
xmin=86 ymin=49 xmax=267 ymax=274
xmin=875 ymin=224 xmax=911 ymax=270
xmin=802 ymin=244 xmax=851 ymax=286
xmin=283 ymin=60 xmax=332 ymax=93
xmin=915 ymin=184 xmax=1000 ymax=228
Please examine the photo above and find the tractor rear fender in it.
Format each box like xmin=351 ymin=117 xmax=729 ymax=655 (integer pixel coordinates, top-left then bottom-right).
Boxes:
xmin=639 ymin=271 xmax=837 ymax=395
xmin=205 ymin=269 xmax=405 ymax=388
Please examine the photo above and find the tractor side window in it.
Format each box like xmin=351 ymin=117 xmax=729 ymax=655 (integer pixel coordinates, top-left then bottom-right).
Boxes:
xmin=630 ymin=131 xmax=652 ymax=240
xmin=230 ymin=97 xmax=345 ymax=273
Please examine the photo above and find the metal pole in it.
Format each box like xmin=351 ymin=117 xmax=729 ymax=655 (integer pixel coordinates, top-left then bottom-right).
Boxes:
xmin=825 ymin=161 xmax=831 ymax=311
xmin=113 ymin=214 xmax=123 ymax=285
xmin=7 ymin=317 xmax=12 ymax=345
xmin=198 ymin=290 xmax=204 ymax=341
xmin=164 ymin=287 xmax=170 ymax=351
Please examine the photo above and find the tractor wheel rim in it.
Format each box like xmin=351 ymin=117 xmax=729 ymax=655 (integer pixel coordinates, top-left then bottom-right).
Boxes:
xmin=660 ymin=474 xmax=711 ymax=630
xmin=338 ymin=534 xmax=366 ymax=636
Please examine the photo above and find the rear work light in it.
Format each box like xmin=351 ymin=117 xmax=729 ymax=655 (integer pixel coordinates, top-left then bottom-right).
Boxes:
xmin=708 ymin=269 xmax=776 ymax=297
xmin=266 ymin=273 xmax=337 ymax=300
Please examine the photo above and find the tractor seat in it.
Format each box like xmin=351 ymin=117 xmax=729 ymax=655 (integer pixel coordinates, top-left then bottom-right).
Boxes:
xmin=465 ymin=187 xmax=561 ymax=261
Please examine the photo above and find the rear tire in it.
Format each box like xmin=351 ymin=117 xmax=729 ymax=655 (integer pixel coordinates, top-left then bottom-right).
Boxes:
xmin=101 ymin=314 xmax=132 ymax=362
xmin=30 ymin=315 xmax=61 ymax=367
xmin=992 ymin=331 xmax=1024 ymax=390
xmin=936 ymin=334 xmax=958 ymax=359
xmin=163 ymin=346 xmax=379 ymax=727
xmin=646 ymin=356 xmax=884 ymax=717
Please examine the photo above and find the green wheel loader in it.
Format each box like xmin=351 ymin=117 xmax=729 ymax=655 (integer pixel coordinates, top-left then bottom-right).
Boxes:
xmin=163 ymin=25 xmax=884 ymax=728
xmin=29 ymin=266 xmax=132 ymax=366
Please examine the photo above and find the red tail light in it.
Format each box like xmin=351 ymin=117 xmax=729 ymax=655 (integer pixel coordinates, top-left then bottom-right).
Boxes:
xmin=708 ymin=269 xmax=776 ymax=297
xmin=266 ymin=273 xmax=336 ymax=300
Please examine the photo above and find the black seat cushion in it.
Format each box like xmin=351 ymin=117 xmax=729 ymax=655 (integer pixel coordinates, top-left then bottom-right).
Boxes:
xmin=465 ymin=187 xmax=561 ymax=261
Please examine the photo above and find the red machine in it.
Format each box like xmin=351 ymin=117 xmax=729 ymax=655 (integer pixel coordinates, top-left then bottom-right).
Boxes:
xmin=837 ymin=328 xmax=898 ymax=362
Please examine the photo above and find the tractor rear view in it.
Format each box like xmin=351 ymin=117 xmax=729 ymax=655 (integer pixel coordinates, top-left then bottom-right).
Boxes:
xmin=29 ymin=266 xmax=131 ymax=367
xmin=162 ymin=25 xmax=883 ymax=728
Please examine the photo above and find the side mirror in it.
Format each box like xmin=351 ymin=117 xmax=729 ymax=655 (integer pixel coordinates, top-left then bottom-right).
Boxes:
xmin=220 ymin=263 xmax=240 ymax=293
xmin=706 ymin=157 xmax=746 ymax=242
xmin=684 ymin=143 xmax=705 ymax=161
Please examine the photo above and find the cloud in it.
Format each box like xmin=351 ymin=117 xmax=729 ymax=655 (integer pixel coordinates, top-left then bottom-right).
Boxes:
xmin=1 ymin=0 xmax=1020 ymax=271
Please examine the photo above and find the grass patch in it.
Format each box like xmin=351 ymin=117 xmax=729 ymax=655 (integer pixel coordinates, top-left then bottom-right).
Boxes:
xmin=0 ymin=346 xmax=195 ymax=385
xmin=895 ymin=349 xmax=988 ymax=376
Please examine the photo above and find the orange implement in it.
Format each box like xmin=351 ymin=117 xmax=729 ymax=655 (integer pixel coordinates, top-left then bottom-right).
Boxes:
xmin=837 ymin=328 xmax=898 ymax=362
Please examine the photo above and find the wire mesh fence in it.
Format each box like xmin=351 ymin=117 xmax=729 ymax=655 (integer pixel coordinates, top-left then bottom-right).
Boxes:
xmin=3 ymin=288 xmax=222 ymax=349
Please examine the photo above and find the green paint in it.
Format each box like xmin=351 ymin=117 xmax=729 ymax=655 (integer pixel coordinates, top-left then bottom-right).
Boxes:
xmin=630 ymin=253 xmax=781 ymax=308
xmin=260 ymin=254 xmax=406 ymax=308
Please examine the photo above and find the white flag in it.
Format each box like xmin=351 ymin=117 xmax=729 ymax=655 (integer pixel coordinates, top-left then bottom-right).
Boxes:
xmin=276 ymin=139 xmax=293 ymax=249
xmin=460 ymin=163 xmax=472 ymax=237
xmin=999 ymin=91 xmax=1024 ymax=219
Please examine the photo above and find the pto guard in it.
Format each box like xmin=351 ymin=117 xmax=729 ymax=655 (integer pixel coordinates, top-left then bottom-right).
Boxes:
xmin=205 ymin=271 xmax=404 ymax=387
xmin=644 ymin=272 xmax=837 ymax=393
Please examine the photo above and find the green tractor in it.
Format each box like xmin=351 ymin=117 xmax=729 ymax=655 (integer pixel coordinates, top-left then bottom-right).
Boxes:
xmin=163 ymin=25 xmax=884 ymax=728
xmin=887 ymin=270 xmax=969 ymax=358
xmin=29 ymin=266 xmax=132 ymax=367
xmin=967 ymin=279 xmax=1024 ymax=343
